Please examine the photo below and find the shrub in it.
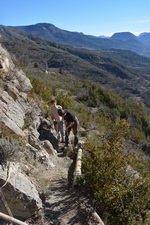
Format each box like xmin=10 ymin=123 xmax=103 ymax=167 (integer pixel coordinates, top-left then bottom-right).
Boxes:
xmin=0 ymin=136 xmax=23 ymax=166
xmin=82 ymin=120 xmax=150 ymax=225
xmin=23 ymin=114 xmax=32 ymax=129
xmin=55 ymin=91 xmax=71 ymax=109
xmin=30 ymin=78 xmax=52 ymax=104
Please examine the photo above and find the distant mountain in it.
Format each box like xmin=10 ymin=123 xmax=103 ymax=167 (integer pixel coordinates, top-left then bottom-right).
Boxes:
xmin=111 ymin=32 xmax=150 ymax=47
xmin=98 ymin=35 xmax=109 ymax=38
xmin=110 ymin=32 xmax=137 ymax=41
xmin=14 ymin=23 xmax=150 ymax=57
xmin=0 ymin=24 xmax=150 ymax=109
xmin=138 ymin=32 xmax=150 ymax=46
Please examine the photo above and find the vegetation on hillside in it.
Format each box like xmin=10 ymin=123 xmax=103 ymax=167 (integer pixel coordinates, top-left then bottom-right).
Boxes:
xmin=82 ymin=120 xmax=150 ymax=225
xmin=27 ymin=70 xmax=150 ymax=143
xmin=1 ymin=25 xmax=150 ymax=224
xmin=1 ymin=25 xmax=150 ymax=110
xmin=26 ymin=70 xmax=150 ymax=224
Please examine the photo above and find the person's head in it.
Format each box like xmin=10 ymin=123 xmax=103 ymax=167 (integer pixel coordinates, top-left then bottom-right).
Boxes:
xmin=58 ymin=108 xmax=65 ymax=116
xmin=51 ymin=100 xmax=57 ymax=107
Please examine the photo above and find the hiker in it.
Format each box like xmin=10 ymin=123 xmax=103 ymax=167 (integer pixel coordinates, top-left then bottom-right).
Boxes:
xmin=50 ymin=100 xmax=65 ymax=142
xmin=57 ymin=108 xmax=79 ymax=148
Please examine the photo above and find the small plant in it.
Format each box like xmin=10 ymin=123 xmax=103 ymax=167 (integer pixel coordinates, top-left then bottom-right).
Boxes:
xmin=74 ymin=175 xmax=85 ymax=187
xmin=23 ymin=115 xmax=32 ymax=129
xmin=0 ymin=136 xmax=23 ymax=166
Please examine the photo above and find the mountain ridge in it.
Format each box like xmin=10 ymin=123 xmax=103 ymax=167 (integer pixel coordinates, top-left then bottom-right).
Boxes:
xmin=0 ymin=24 xmax=150 ymax=109
xmin=13 ymin=22 xmax=150 ymax=57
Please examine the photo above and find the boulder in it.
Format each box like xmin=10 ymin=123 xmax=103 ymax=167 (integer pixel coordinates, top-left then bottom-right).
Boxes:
xmin=41 ymin=140 xmax=57 ymax=155
xmin=0 ymin=162 xmax=42 ymax=221
xmin=25 ymin=144 xmax=55 ymax=170
xmin=36 ymin=149 xmax=56 ymax=169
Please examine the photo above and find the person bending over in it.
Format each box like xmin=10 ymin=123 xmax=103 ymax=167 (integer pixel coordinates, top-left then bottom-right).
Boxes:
xmin=57 ymin=109 xmax=79 ymax=148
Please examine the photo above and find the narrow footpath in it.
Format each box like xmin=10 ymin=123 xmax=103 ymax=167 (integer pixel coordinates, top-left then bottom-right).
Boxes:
xmin=42 ymin=142 xmax=105 ymax=225
xmin=43 ymin=146 xmax=89 ymax=225
xmin=36 ymin=123 xmax=104 ymax=225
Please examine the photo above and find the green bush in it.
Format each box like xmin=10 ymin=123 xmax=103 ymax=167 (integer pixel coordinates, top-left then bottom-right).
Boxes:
xmin=0 ymin=136 xmax=23 ymax=166
xmin=23 ymin=114 xmax=32 ymax=129
xmin=82 ymin=120 xmax=150 ymax=225
xmin=55 ymin=91 xmax=71 ymax=109
xmin=30 ymin=78 xmax=52 ymax=104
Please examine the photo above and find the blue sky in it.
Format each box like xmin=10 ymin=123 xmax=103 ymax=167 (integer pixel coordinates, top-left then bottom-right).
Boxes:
xmin=1 ymin=0 xmax=150 ymax=36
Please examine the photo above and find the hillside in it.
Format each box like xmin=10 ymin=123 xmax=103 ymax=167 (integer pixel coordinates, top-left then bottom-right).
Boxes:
xmin=0 ymin=24 xmax=150 ymax=110
xmin=1 ymin=44 xmax=104 ymax=224
xmin=14 ymin=23 xmax=150 ymax=57
xmin=0 ymin=29 xmax=150 ymax=225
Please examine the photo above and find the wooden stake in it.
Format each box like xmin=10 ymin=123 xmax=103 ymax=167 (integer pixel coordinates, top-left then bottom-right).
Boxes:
xmin=0 ymin=212 xmax=28 ymax=225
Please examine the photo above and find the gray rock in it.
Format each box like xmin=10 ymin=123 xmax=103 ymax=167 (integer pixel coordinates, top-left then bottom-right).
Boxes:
xmin=25 ymin=143 xmax=55 ymax=169
xmin=0 ymin=162 xmax=42 ymax=220
xmin=41 ymin=140 xmax=57 ymax=155
xmin=0 ymin=42 xmax=57 ymax=223
xmin=0 ymin=90 xmax=25 ymax=137
xmin=0 ymin=45 xmax=32 ymax=138
xmin=36 ymin=149 xmax=55 ymax=169
xmin=0 ymin=44 xmax=14 ymax=77
xmin=28 ymin=135 xmax=42 ymax=150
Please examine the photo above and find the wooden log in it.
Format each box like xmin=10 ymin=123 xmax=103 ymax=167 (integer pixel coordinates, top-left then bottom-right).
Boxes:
xmin=0 ymin=212 xmax=28 ymax=225
xmin=73 ymin=148 xmax=82 ymax=186
xmin=92 ymin=211 xmax=105 ymax=225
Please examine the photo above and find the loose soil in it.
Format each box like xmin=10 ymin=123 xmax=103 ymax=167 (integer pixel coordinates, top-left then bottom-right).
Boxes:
xmin=43 ymin=146 xmax=87 ymax=225
xmin=42 ymin=144 xmax=103 ymax=225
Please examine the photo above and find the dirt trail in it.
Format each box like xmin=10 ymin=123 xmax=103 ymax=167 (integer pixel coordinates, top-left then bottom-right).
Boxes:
xmin=35 ymin=122 xmax=105 ymax=225
xmin=43 ymin=148 xmax=89 ymax=225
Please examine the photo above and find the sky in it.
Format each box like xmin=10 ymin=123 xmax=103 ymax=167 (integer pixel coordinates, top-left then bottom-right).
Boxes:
xmin=1 ymin=0 xmax=150 ymax=37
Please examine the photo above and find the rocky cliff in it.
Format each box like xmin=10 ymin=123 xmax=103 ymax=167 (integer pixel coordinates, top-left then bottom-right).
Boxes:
xmin=0 ymin=44 xmax=57 ymax=222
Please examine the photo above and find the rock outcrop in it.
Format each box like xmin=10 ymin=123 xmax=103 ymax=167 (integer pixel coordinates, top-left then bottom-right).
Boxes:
xmin=0 ymin=43 xmax=32 ymax=138
xmin=0 ymin=44 xmax=57 ymax=221
xmin=0 ymin=162 xmax=42 ymax=220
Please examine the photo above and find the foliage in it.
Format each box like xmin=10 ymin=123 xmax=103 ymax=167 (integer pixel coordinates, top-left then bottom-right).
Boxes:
xmin=30 ymin=78 xmax=52 ymax=104
xmin=27 ymin=77 xmax=53 ymax=117
xmin=129 ymin=127 xmax=145 ymax=144
xmin=1 ymin=25 xmax=150 ymax=112
xmin=55 ymin=91 xmax=71 ymax=109
xmin=1 ymin=24 xmax=150 ymax=225
xmin=0 ymin=136 xmax=23 ymax=166
xmin=26 ymin=69 xmax=150 ymax=144
xmin=77 ymin=80 xmax=150 ymax=139
xmin=23 ymin=114 xmax=32 ymax=129
xmin=82 ymin=120 xmax=150 ymax=225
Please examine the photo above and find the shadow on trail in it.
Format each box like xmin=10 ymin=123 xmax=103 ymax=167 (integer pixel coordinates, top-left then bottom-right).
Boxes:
xmin=68 ymin=158 xmax=76 ymax=188
xmin=44 ymin=178 xmax=87 ymax=225
xmin=38 ymin=120 xmax=86 ymax=224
